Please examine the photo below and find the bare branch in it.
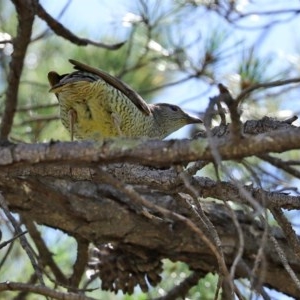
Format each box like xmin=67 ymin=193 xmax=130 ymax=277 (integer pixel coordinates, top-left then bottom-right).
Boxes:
xmin=69 ymin=238 xmax=89 ymax=290
xmin=154 ymin=271 xmax=204 ymax=300
xmin=0 ymin=230 xmax=28 ymax=249
xmin=217 ymin=84 xmax=243 ymax=140
xmin=16 ymin=103 xmax=58 ymax=112
xmin=36 ymin=3 xmax=125 ymax=50
xmin=236 ymin=77 xmax=300 ymax=103
xmin=0 ymin=194 xmax=45 ymax=286
xmin=0 ymin=281 xmax=96 ymax=300
xmin=271 ymin=208 xmax=300 ymax=259
xmin=259 ymin=154 xmax=300 ymax=180
xmin=178 ymin=169 xmax=233 ymax=293
xmin=22 ymin=218 xmax=68 ymax=285
xmin=231 ymin=8 xmax=300 ymax=22
xmin=270 ymin=235 xmax=300 ymax=292
xmin=0 ymin=126 xmax=299 ymax=168
xmin=31 ymin=0 xmax=72 ymax=42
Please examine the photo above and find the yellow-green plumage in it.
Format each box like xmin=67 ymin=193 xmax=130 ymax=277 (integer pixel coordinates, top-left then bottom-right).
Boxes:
xmin=48 ymin=59 xmax=202 ymax=140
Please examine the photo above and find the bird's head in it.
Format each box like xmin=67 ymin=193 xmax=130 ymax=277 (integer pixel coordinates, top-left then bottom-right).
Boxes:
xmin=151 ymin=103 xmax=202 ymax=138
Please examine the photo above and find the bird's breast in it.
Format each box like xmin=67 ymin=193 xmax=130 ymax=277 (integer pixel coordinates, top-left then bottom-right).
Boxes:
xmin=56 ymin=80 xmax=156 ymax=139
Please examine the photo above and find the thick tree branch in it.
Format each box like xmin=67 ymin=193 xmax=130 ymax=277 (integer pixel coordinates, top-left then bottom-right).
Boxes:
xmin=0 ymin=161 xmax=300 ymax=298
xmin=2 ymin=162 xmax=299 ymax=210
xmin=0 ymin=126 xmax=299 ymax=168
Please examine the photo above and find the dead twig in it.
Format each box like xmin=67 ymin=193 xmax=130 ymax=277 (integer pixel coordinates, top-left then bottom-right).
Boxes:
xmin=0 ymin=230 xmax=28 ymax=249
xmin=36 ymin=2 xmax=125 ymax=50
xmin=0 ymin=193 xmax=45 ymax=286
xmin=0 ymin=281 xmax=96 ymax=300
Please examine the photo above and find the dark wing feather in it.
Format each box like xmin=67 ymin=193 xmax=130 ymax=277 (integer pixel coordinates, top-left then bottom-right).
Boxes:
xmin=48 ymin=71 xmax=64 ymax=88
xmin=69 ymin=59 xmax=151 ymax=116
xmin=47 ymin=71 xmax=71 ymax=98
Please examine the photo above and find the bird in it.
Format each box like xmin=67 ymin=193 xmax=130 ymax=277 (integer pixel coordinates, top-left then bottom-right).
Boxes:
xmin=48 ymin=59 xmax=202 ymax=140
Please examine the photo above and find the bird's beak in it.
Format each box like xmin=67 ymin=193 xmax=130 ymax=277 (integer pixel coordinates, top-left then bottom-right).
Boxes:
xmin=186 ymin=115 xmax=202 ymax=124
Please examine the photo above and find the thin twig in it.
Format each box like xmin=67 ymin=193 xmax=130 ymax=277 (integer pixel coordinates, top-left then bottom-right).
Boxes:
xmin=154 ymin=271 xmax=204 ymax=300
xmin=0 ymin=193 xmax=45 ymax=286
xmin=271 ymin=207 xmax=300 ymax=259
xmin=0 ymin=230 xmax=28 ymax=249
xmin=231 ymin=8 xmax=300 ymax=22
xmin=238 ymin=260 xmax=271 ymax=300
xmin=22 ymin=218 xmax=68 ymax=285
xmin=236 ymin=77 xmax=300 ymax=103
xmin=0 ymin=237 xmax=14 ymax=270
xmin=218 ymin=83 xmax=243 ymax=140
xmin=250 ymin=215 xmax=268 ymax=295
xmin=68 ymin=238 xmax=89 ymax=290
xmin=36 ymin=2 xmax=125 ymax=50
xmin=259 ymin=154 xmax=300 ymax=180
xmin=17 ymin=102 xmax=58 ymax=112
xmin=0 ymin=281 xmax=96 ymax=300
xmin=140 ymin=73 xmax=197 ymax=94
xmin=13 ymin=272 xmax=38 ymax=300
xmin=16 ymin=114 xmax=59 ymax=126
xmin=270 ymin=235 xmax=300 ymax=291
xmin=223 ymin=203 xmax=244 ymax=281
xmin=178 ymin=171 xmax=239 ymax=297
xmin=31 ymin=0 xmax=72 ymax=42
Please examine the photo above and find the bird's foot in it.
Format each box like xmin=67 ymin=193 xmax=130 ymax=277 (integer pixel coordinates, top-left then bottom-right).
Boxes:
xmin=68 ymin=109 xmax=77 ymax=141
xmin=111 ymin=113 xmax=123 ymax=136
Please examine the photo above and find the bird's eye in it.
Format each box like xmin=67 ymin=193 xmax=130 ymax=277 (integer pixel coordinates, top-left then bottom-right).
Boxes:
xmin=170 ymin=105 xmax=179 ymax=111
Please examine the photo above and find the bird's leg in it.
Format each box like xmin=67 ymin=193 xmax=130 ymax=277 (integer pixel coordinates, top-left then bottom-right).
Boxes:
xmin=68 ymin=108 xmax=77 ymax=141
xmin=111 ymin=112 xmax=123 ymax=136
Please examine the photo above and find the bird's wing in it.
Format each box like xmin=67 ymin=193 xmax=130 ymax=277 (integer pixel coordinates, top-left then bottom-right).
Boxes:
xmin=48 ymin=71 xmax=97 ymax=90
xmin=68 ymin=59 xmax=152 ymax=116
